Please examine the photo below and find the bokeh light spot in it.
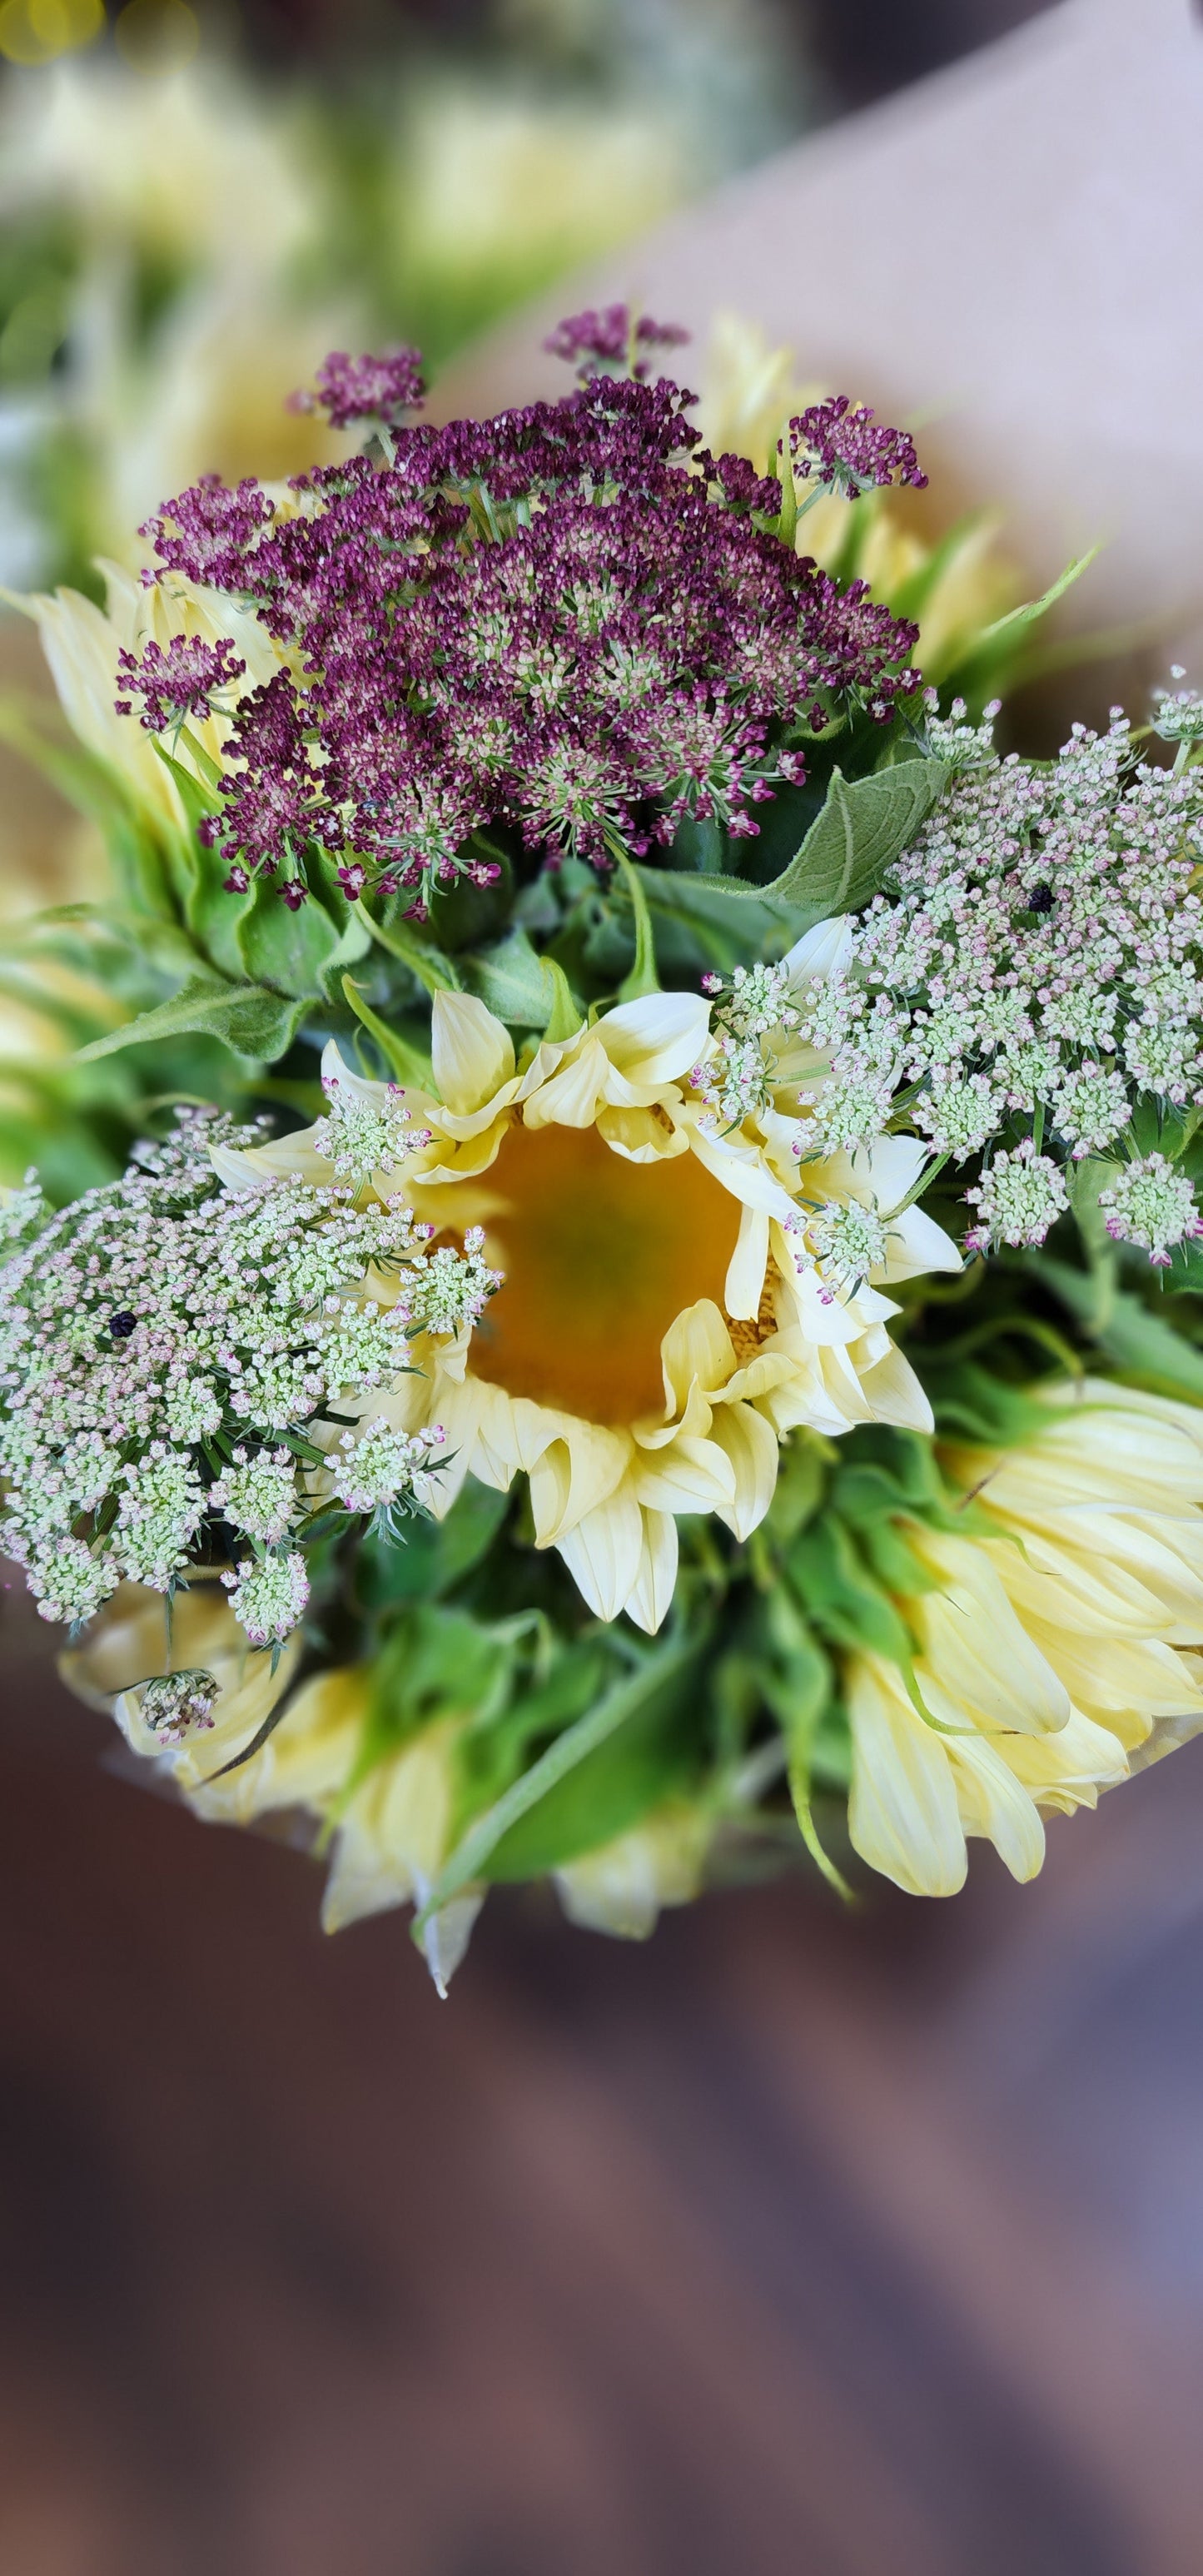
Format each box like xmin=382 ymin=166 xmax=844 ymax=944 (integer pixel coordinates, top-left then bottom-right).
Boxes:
xmin=0 ymin=0 xmax=103 ymax=65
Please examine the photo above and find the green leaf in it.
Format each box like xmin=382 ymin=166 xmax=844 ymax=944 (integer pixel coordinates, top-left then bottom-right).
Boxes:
xmin=539 ymin=956 xmax=584 ymax=1042
xmin=963 ymin=548 xmax=1100 ymax=662
xmin=12 ymin=899 xmax=210 ymax=985
xmin=787 ymin=1517 xmax=915 ymax=1668
xmin=450 ymin=1641 xmax=612 ymax=1833
xmin=758 ymin=758 xmax=948 ymax=913
xmin=236 ymin=875 xmax=345 ymax=1000
xmin=773 ymin=434 xmax=797 ymax=551
xmin=341 ymin=976 xmax=433 ymax=1086
xmin=75 ymin=976 xmax=304 ymax=1064
xmin=410 ymin=1634 xmax=697 ymax=1934
xmin=151 ymin=738 xmax=219 ymax=834
xmin=633 ymin=865 xmax=805 ymax=966
xmin=460 ymin=926 xmax=580 ymax=1036
xmin=788 ymin=1776 xmax=857 ymax=1901
xmin=634 ymin=757 xmax=947 ymax=937
xmin=355 ymin=1479 xmax=510 ymax=1609
xmin=362 ymin=904 xmax=462 ymax=995
xmin=1039 ymin=1256 xmax=1203 ymax=1403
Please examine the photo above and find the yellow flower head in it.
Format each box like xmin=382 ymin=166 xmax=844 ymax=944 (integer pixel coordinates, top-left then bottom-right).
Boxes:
xmin=695 ymin=313 xmax=1020 ymax=684
xmin=218 ymin=950 xmax=959 ymax=1634
xmin=60 ymin=1577 xmax=300 ymax=1786
xmin=15 ymin=557 xmax=288 ymax=839
xmin=844 ymin=1380 xmax=1203 ymax=1896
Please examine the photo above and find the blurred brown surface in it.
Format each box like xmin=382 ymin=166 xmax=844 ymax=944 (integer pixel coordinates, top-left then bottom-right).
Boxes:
xmin=2 ymin=1589 xmax=1203 ymax=2575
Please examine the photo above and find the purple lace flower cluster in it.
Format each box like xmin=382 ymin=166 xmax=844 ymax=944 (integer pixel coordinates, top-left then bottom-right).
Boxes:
xmin=792 ymin=396 xmax=928 ymax=500
xmin=290 ymin=346 xmax=426 ymax=431
xmin=114 ymin=633 xmax=246 ymax=733
xmin=543 ymin=306 xmax=690 ymax=383
xmin=123 ymin=348 xmax=922 ymax=912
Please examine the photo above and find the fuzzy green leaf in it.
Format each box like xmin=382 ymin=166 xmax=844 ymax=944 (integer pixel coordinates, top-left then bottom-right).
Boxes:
xmin=759 ymin=758 xmax=948 ymax=913
xmin=634 ymin=756 xmax=947 ymax=936
xmin=460 ymin=926 xmax=580 ymax=1036
xmin=76 ymin=976 xmax=304 ymax=1063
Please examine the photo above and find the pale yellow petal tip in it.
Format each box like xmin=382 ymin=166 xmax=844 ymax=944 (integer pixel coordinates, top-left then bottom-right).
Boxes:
xmin=555 ymin=1806 xmax=711 ymax=1940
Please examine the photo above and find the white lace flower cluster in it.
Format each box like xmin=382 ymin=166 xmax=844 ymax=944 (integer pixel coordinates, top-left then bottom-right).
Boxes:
xmin=789 ymin=702 xmax=1203 ymax=1256
xmin=693 ymin=960 xmax=802 ymax=1129
xmin=0 ymin=1110 xmax=497 ymax=1639
xmin=1152 ymin=669 xmax=1203 ymax=750
xmin=311 ymin=1071 xmax=431 ymax=1190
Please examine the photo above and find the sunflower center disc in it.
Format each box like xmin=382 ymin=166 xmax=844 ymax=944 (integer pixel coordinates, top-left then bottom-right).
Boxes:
xmin=465 ymin=1119 xmax=740 ymax=1426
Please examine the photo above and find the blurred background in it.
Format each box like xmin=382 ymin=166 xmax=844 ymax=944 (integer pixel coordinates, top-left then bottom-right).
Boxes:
xmin=5 ymin=2 xmax=1203 ymax=2570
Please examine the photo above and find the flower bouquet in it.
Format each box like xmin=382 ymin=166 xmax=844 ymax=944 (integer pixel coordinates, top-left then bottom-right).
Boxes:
xmin=5 ymin=311 xmax=1203 ymax=1985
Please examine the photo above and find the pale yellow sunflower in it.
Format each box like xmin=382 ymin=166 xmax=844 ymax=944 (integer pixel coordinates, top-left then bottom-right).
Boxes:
xmin=12 ymin=558 xmax=288 ymax=843
xmin=217 ymin=946 xmax=960 ymax=1633
xmin=844 ymin=1380 xmax=1203 ymax=1896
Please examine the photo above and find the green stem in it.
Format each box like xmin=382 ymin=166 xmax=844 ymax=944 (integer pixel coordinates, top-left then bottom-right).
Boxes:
xmin=882 ymin=1153 xmax=949 ymax=1221
xmin=362 ymin=905 xmax=460 ymax=996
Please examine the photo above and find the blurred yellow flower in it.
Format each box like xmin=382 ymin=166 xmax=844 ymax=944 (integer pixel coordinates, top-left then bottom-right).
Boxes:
xmin=554 ymin=1801 xmax=713 ymax=1938
xmin=13 ymin=554 xmax=287 ymax=835
xmin=177 ymin=1658 xmax=480 ymax=1985
xmin=844 ymin=1380 xmax=1203 ymax=1896
xmin=60 ymin=1576 xmax=300 ymax=1781
xmin=695 ymin=312 xmax=1020 ymax=683
xmin=389 ymin=81 xmax=691 ymax=356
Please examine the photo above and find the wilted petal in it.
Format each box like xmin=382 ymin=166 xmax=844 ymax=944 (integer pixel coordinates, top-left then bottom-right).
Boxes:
xmin=1002 ymin=1707 xmax=1127 ymax=1809
xmin=725 ymin=1205 xmax=769 ymax=1320
xmin=708 ymin=1400 xmax=780 ymax=1539
xmin=554 ymin=1802 xmax=708 ymax=1936
xmin=853 ymin=1340 xmax=934 ymax=1432
xmin=910 ymin=1529 xmax=1071 ymax=1735
xmin=321 ymin=1718 xmax=458 ymax=1930
xmin=596 ymin=1105 xmax=688 ymax=1163
xmin=632 ymin=1433 xmax=736 ymax=1518
xmin=659 ymin=1298 xmax=734 ymax=1415
xmin=946 ymin=1735 xmax=1046 ymax=1882
xmin=523 ymin=1037 xmax=609 ymax=1127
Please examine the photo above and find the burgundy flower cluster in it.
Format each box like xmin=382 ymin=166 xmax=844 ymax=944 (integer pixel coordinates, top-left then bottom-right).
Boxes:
xmin=791 ymin=396 xmax=928 ymax=500
xmin=114 ymin=633 xmax=246 ymax=732
xmin=123 ymin=344 xmax=923 ymax=912
xmin=289 ymin=346 xmax=426 ymax=433
xmin=542 ymin=306 xmax=690 ymax=384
